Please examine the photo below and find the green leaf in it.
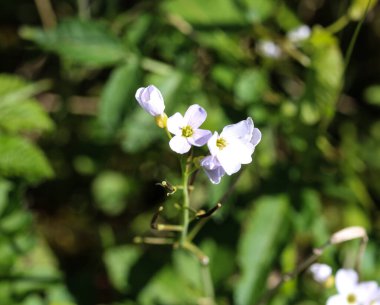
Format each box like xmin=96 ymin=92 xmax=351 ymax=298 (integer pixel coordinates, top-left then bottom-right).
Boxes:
xmin=364 ymin=85 xmax=380 ymax=106
xmin=300 ymin=27 xmax=344 ymax=125
xmin=0 ymin=99 xmax=54 ymax=133
xmin=162 ymin=0 xmax=245 ymax=26
xmin=0 ymin=135 xmax=54 ymax=183
xmin=239 ymin=0 xmax=275 ymax=23
xmin=103 ymin=245 xmax=141 ymax=292
xmin=234 ymin=195 xmax=290 ymax=305
xmin=20 ymin=19 xmax=127 ymax=68
xmin=0 ymin=74 xmax=51 ymax=106
xmin=99 ymin=58 xmax=141 ymax=134
xmin=138 ymin=265 xmax=201 ymax=305
xmin=92 ymin=171 xmax=134 ymax=216
xmin=348 ymin=0 xmax=377 ymax=21
xmin=234 ymin=68 xmax=268 ymax=105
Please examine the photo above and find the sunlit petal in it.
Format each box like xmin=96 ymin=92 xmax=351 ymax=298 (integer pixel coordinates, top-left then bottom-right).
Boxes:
xmin=169 ymin=135 xmax=191 ymax=154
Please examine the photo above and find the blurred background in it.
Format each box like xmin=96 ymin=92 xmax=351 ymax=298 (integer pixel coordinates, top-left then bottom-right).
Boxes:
xmin=0 ymin=0 xmax=379 ymax=304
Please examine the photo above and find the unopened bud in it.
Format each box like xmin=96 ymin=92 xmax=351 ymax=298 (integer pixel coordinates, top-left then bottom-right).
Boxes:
xmin=330 ymin=226 xmax=367 ymax=245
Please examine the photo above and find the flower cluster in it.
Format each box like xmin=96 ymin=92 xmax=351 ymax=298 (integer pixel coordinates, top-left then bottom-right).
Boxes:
xmin=309 ymin=264 xmax=380 ymax=305
xmin=135 ymin=85 xmax=261 ymax=184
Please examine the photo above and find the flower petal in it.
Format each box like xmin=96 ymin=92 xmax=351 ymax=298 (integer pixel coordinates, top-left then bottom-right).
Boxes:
xmin=167 ymin=113 xmax=185 ymax=135
xmin=222 ymin=117 xmax=254 ymax=143
xmin=309 ymin=263 xmax=332 ymax=283
xmin=355 ymin=281 xmax=379 ymax=303
xmin=201 ymin=155 xmax=220 ymax=170
xmin=326 ymin=294 xmax=348 ymax=305
xmin=135 ymin=85 xmax=165 ymax=116
xmin=207 ymin=132 xmax=220 ymax=156
xmin=169 ymin=135 xmax=191 ymax=154
xmin=184 ymin=104 xmax=207 ymax=129
xmin=188 ymin=129 xmax=212 ymax=147
xmin=217 ymin=148 xmax=242 ymax=175
xmin=335 ymin=269 xmax=358 ymax=294
xmin=201 ymin=156 xmax=225 ymax=184
xmin=226 ymin=137 xmax=253 ymax=165
xmin=251 ymin=128 xmax=262 ymax=146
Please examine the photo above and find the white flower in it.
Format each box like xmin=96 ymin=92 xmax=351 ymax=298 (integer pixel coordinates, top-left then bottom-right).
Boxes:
xmin=327 ymin=269 xmax=379 ymax=305
xmin=135 ymin=85 xmax=165 ymax=116
xmin=287 ymin=25 xmax=311 ymax=43
xmin=167 ymin=104 xmax=212 ymax=154
xmin=201 ymin=117 xmax=261 ymax=184
xmin=256 ymin=40 xmax=282 ymax=59
xmin=309 ymin=263 xmax=332 ymax=283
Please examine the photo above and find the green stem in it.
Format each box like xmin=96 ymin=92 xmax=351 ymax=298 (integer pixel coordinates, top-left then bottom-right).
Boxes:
xmin=326 ymin=14 xmax=350 ymax=34
xmin=180 ymin=168 xmax=190 ymax=245
xmin=201 ymin=264 xmax=215 ymax=301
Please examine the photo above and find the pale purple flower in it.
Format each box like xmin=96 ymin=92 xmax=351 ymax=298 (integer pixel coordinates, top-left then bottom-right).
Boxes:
xmin=201 ymin=117 xmax=261 ymax=184
xmin=287 ymin=25 xmax=311 ymax=43
xmin=135 ymin=85 xmax=165 ymax=116
xmin=256 ymin=40 xmax=282 ymax=59
xmin=309 ymin=263 xmax=332 ymax=283
xmin=327 ymin=269 xmax=379 ymax=305
xmin=167 ymin=104 xmax=212 ymax=154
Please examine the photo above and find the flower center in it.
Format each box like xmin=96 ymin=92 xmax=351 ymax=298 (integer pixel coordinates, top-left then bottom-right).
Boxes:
xmin=347 ymin=293 xmax=356 ymax=304
xmin=182 ymin=125 xmax=193 ymax=138
xmin=216 ymin=137 xmax=227 ymax=150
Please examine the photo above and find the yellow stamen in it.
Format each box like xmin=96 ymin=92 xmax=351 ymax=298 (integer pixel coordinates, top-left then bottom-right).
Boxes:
xmin=216 ymin=137 xmax=227 ymax=150
xmin=182 ymin=125 xmax=193 ymax=137
xmin=347 ymin=293 xmax=356 ymax=304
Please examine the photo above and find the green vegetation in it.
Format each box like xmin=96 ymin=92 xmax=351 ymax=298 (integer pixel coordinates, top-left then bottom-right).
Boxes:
xmin=0 ymin=0 xmax=379 ymax=304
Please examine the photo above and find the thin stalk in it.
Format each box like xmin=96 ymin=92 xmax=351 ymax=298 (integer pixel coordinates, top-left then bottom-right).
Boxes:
xmin=326 ymin=14 xmax=350 ymax=34
xmin=201 ymin=264 xmax=215 ymax=301
xmin=34 ymin=0 xmax=57 ymax=29
xmin=180 ymin=169 xmax=190 ymax=245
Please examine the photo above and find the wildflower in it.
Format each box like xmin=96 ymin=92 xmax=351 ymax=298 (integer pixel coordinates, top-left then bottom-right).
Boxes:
xmin=287 ymin=25 xmax=311 ymax=43
xmin=201 ymin=117 xmax=261 ymax=184
xmin=167 ymin=104 xmax=212 ymax=154
xmin=256 ymin=40 xmax=282 ymax=59
xmin=327 ymin=269 xmax=379 ymax=305
xmin=135 ymin=85 xmax=167 ymax=127
xmin=309 ymin=263 xmax=333 ymax=284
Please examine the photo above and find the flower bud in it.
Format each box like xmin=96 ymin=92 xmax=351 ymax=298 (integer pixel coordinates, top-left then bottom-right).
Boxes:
xmin=135 ymin=85 xmax=165 ymax=116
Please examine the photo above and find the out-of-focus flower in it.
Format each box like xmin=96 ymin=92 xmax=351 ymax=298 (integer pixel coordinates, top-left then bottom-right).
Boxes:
xmin=309 ymin=263 xmax=333 ymax=284
xmin=327 ymin=269 xmax=379 ymax=305
xmin=256 ymin=40 xmax=282 ymax=59
xmin=135 ymin=85 xmax=165 ymax=116
xmin=287 ymin=25 xmax=311 ymax=43
xmin=201 ymin=117 xmax=261 ymax=184
xmin=167 ymin=104 xmax=212 ymax=154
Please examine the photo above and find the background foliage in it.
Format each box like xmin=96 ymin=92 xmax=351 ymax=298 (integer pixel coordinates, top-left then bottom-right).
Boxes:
xmin=0 ymin=0 xmax=380 ymax=304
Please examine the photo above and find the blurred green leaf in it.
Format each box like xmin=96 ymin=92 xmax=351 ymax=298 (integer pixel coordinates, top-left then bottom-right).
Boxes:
xmin=162 ymin=0 xmax=245 ymax=26
xmin=92 ymin=171 xmax=134 ymax=216
xmin=300 ymin=27 xmax=343 ymax=125
xmin=0 ymin=179 xmax=12 ymax=217
xmin=235 ymin=68 xmax=268 ymax=105
xmin=348 ymin=0 xmax=377 ymax=21
xmin=20 ymin=19 xmax=127 ymax=68
xmin=138 ymin=265 xmax=201 ymax=305
xmin=103 ymin=245 xmax=141 ymax=292
xmin=364 ymin=84 xmax=380 ymax=106
xmin=234 ymin=195 xmax=290 ymax=305
xmin=99 ymin=58 xmax=141 ymax=134
xmin=0 ymin=135 xmax=54 ymax=183
xmin=121 ymin=109 xmax=162 ymax=153
xmin=239 ymin=0 xmax=275 ymax=23
xmin=197 ymin=31 xmax=247 ymax=61
xmin=0 ymin=99 xmax=54 ymax=134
